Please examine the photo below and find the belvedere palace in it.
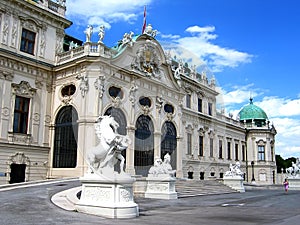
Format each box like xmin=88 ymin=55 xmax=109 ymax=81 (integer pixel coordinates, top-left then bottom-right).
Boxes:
xmin=0 ymin=0 xmax=277 ymax=185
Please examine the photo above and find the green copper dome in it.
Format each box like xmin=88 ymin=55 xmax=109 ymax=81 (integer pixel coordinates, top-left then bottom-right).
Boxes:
xmin=238 ymin=98 xmax=268 ymax=121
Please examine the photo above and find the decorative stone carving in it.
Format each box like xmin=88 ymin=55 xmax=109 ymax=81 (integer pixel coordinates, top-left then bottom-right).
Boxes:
xmin=39 ymin=29 xmax=46 ymax=57
xmin=143 ymin=24 xmax=157 ymax=38
xmin=165 ymin=50 xmax=172 ymax=65
xmin=1 ymin=107 xmax=10 ymax=118
xmin=94 ymin=75 xmax=105 ymax=98
xmin=131 ymin=44 xmax=161 ymax=78
xmin=11 ymin=81 xmax=36 ymax=98
xmin=6 ymin=152 xmax=30 ymax=183
xmin=76 ymin=73 xmax=88 ymax=97
xmin=2 ymin=15 xmax=9 ymax=44
xmin=155 ymin=96 xmax=163 ymax=112
xmin=172 ymin=59 xmax=185 ymax=80
xmin=129 ymin=81 xmax=138 ymax=105
xmin=11 ymin=17 xmax=18 ymax=48
xmin=0 ymin=71 xmax=14 ymax=81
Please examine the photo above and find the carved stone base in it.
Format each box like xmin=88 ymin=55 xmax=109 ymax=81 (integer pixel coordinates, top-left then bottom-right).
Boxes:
xmin=286 ymin=176 xmax=300 ymax=190
xmin=145 ymin=175 xmax=178 ymax=199
xmin=223 ymin=176 xmax=245 ymax=192
xmin=75 ymin=173 xmax=139 ymax=218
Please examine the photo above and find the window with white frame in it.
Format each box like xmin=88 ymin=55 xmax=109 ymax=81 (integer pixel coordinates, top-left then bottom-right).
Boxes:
xmin=258 ymin=145 xmax=265 ymax=161
xmin=13 ymin=96 xmax=30 ymax=134
xmin=219 ymin=140 xmax=223 ymax=159
xmin=187 ymin=133 xmax=192 ymax=155
xmin=199 ymin=135 xmax=204 ymax=156
xmin=11 ymin=81 xmax=36 ymax=135
xmin=20 ymin=28 xmax=36 ymax=55
xmin=186 ymin=94 xmax=191 ymax=108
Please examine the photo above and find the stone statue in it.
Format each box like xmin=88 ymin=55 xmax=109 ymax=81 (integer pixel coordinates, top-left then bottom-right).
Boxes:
xmin=225 ymin=162 xmax=243 ymax=177
xmin=148 ymin=153 xmax=176 ymax=177
xmin=84 ymin=25 xmax=93 ymax=43
xmin=144 ymin=24 xmax=158 ymax=38
xmin=86 ymin=115 xmax=130 ymax=175
xmin=286 ymin=158 xmax=300 ymax=177
xmin=98 ymin=25 xmax=105 ymax=43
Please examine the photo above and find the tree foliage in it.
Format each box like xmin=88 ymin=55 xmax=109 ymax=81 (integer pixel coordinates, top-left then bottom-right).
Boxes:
xmin=275 ymin=155 xmax=296 ymax=173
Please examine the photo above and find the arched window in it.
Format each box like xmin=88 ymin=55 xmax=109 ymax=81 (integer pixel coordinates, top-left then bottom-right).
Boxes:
xmin=135 ymin=115 xmax=154 ymax=176
xmin=161 ymin=121 xmax=177 ymax=170
xmin=53 ymin=106 xmax=78 ymax=168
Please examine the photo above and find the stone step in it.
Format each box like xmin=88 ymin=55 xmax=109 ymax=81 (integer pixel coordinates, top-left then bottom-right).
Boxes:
xmin=175 ymin=179 xmax=237 ymax=197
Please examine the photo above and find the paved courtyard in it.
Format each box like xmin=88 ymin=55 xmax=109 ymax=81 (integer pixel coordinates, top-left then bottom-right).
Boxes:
xmin=0 ymin=179 xmax=299 ymax=225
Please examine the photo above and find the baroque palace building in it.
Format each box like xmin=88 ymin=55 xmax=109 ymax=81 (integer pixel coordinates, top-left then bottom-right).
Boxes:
xmin=0 ymin=0 xmax=277 ymax=185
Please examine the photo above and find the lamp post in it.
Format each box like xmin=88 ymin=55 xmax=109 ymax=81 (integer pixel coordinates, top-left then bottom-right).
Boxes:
xmin=251 ymin=161 xmax=255 ymax=182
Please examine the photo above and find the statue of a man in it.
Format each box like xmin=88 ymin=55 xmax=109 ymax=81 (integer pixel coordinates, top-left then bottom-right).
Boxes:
xmin=84 ymin=25 xmax=93 ymax=43
xmin=98 ymin=25 xmax=105 ymax=43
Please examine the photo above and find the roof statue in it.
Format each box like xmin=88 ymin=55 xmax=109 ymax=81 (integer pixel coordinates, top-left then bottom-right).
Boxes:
xmin=84 ymin=25 xmax=93 ymax=43
xmin=143 ymin=24 xmax=157 ymax=38
xmin=98 ymin=25 xmax=105 ymax=43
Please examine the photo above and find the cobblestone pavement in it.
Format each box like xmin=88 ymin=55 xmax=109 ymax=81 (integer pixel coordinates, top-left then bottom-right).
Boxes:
xmin=0 ymin=179 xmax=299 ymax=225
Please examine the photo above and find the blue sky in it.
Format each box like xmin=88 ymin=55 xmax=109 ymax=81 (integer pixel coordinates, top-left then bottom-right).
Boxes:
xmin=65 ymin=0 xmax=300 ymax=159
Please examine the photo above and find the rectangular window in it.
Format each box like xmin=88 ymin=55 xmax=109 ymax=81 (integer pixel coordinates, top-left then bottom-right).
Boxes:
xmin=199 ymin=136 xmax=203 ymax=156
xmin=13 ymin=96 xmax=30 ymax=134
xmin=235 ymin=143 xmax=239 ymax=160
xmin=186 ymin=94 xmax=191 ymax=108
xmin=20 ymin=29 xmax=36 ymax=55
xmin=198 ymin=98 xmax=202 ymax=112
xmin=219 ymin=140 xmax=223 ymax=159
xmin=208 ymin=102 xmax=212 ymax=115
xmin=271 ymin=146 xmax=274 ymax=162
xmin=227 ymin=141 xmax=231 ymax=159
xmin=210 ymin=138 xmax=213 ymax=157
xmin=187 ymin=133 xmax=192 ymax=155
xmin=258 ymin=145 xmax=265 ymax=161
xmin=242 ymin=145 xmax=246 ymax=161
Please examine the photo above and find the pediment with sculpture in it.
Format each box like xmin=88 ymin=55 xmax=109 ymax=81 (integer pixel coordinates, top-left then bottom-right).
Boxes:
xmin=131 ymin=42 xmax=162 ymax=79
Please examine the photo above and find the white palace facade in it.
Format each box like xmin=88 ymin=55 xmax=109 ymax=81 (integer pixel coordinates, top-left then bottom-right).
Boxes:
xmin=0 ymin=0 xmax=277 ymax=185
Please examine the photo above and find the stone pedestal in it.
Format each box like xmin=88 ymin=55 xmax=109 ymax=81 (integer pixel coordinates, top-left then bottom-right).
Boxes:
xmin=223 ymin=176 xmax=245 ymax=192
xmin=75 ymin=173 xmax=139 ymax=218
xmin=145 ymin=174 xmax=177 ymax=199
xmin=287 ymin=176 xmax=300 ymax=190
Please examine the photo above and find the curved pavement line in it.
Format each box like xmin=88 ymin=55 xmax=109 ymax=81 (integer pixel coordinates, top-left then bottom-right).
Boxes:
xmin=51 ymin=186 xmax=81 ymax=211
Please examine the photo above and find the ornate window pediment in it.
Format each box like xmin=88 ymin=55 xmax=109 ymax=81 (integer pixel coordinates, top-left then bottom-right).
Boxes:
xmin=11 ymin=81 xmax=36 ymax=98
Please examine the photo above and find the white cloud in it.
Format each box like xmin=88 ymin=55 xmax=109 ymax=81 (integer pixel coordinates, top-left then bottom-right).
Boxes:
xmin=185 ymin=25 xmax=216 ymax=34
xmin=159 ymin=25 xmax=253 ymax=73
xmin=66 ymin=0 xmax=151 ymax=28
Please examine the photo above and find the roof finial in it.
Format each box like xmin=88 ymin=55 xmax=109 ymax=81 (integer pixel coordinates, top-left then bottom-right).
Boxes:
xmin=249 ymin=92 xmax=253 ymax=104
